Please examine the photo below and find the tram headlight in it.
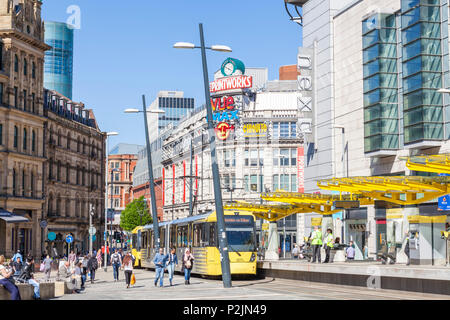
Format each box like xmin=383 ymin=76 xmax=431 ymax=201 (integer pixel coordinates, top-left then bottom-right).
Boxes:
xmin=250 ymin=253 xmax=256 ymax=262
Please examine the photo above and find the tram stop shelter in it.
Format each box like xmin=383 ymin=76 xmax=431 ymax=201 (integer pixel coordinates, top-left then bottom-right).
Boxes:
xmin=225 ymin=169 xmax=450 ymax=264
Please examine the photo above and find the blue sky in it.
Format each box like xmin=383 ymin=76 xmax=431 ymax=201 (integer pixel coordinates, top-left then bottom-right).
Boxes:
xmin=42 ymin=1 xmax=302 ymax=147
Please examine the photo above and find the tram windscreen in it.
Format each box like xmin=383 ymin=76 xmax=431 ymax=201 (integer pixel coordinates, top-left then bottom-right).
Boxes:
xmin=224 ymin=215 xmax=256 ymax=252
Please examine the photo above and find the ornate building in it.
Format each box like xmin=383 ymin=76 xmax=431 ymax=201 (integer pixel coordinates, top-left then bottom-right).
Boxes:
xmin=43 ymin=89 xmax=106 ymax=256
xmin=0 ymin=0 xmax=50 ymax=258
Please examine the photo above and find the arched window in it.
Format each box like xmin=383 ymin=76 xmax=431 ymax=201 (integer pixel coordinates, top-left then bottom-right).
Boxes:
xmin=83 ymin=138 xmax=86 ymax=154
xmin=31 ymin=130 xmax=36 ymax=152
xmin=23 ymin=58 xmax=27 ymax=76
xmin=57 ymin=130 xmax=61 ymax=146
xmin=75 ymin=199 xmax=80 ymax=217
xmin=77 ymin=137 xmax=80 ymax=152
xmin=13 ymin=126 xmax=18 ymax=148
xmin=32 ymin=62 xmax=36 ymax=79
xmin=23 ymin=128 xmax=27 ymax=150
xmin=14 ymin=55 xmax=18 ymax=73
xmin=82 ymin=167 xmax=86 ymax=186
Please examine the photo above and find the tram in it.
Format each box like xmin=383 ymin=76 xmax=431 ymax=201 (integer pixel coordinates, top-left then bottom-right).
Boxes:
xmin=139 ymin=210 xmax=257 ymax=277
xmin=130 ymin=226 xmax=144 ymax=267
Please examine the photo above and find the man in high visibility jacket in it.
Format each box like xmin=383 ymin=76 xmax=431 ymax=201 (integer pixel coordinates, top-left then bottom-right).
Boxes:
xmin=323 ymin=228 xmax=334 ymax=263
xmin=310 ymin=226 xmax=323 ymax=263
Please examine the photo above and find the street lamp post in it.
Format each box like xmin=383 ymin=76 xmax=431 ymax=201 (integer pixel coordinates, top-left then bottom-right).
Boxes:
xmin=174 ymin=23 xmax=233 ymax=288
xmin=104 ymin=131 xmax=118 ymax=271
xmin=124 ymin=104 xmax=165 ymax=250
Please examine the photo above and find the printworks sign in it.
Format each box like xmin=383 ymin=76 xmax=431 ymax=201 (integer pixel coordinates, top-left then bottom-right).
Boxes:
xmin=210 ymin=75 xmax=253 ymax=94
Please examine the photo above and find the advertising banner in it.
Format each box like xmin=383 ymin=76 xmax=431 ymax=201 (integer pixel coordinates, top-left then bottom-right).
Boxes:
xmin=297 ymin=147 xmax=304 ymax=192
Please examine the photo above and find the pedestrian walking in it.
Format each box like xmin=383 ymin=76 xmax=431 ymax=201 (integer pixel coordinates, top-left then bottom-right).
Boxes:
xmin=111 ymin=250 xmax=122 ymax=282
xmin=404 ymin=235 xmax=410 ymax=266
xmin=18 ymin=257 xmax=40 ymax=300
xmin=87 ymin=253 xmax=98 ymax=283
xmin=153 ymin=248 xmax=168 ymax=287
xmin=122 ymin=252 xmax=134 ymax=289
xmin=166 ymin=247 xmax=178 ymax=286
xmin=292 ymin=244 xmax=300 ymax=260
xmin=96 ymin=250 xmax=102 ymax=269
xmin=43 ymin=255 xmax=53 ymax=282
xmin=0 ymin=255 xmax=21 ymax=300
xmin=68 ymin=250 xmax=76 ymax=268
xmin=181 ymin=248 xmax=194 ymax=285
xmin=346 ymin=241 xmax=355 ymax=261
xmin=323 ymin=229 xmax=334 ymax=263
xmin=310 ymin=226 xmax=323 ymax=263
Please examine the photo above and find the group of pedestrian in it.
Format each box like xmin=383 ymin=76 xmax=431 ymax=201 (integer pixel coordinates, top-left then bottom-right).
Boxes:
xmin=0 ymin=251 xmax=41 ymax=300
xmin=153 ymin=247 xmax=194 ymax=287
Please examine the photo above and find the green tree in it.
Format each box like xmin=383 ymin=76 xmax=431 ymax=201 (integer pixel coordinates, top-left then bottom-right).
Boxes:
xmin=120 ymin=196 xmax=152 ymax=231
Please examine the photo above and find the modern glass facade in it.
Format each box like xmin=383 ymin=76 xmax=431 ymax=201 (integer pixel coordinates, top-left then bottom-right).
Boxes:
xmin=362 ymin=0 xmax=447 ymax=153
xmin=44 ymin=22 xmax=74 ymax=99
xmin=401 ymin=0 xmax=443 ymax=144
xmin=158 ymin=96 xmax=195 ymax=131
xmin=363 ymin=13 xmax=400 ymax=153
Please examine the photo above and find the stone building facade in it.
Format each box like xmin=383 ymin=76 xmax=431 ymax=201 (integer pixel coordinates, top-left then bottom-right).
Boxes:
xmin=0 ymin=0 xmax=50 ymax=258
xmin=43 ymin=89 xmax=106 ymax=256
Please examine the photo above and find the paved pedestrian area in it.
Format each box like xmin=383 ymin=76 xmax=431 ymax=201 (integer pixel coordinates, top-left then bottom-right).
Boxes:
xmin=51 ymin=268 xmax=450 ymax=300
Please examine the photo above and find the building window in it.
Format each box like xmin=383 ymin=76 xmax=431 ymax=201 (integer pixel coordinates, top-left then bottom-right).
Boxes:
xmin=67 ymin=133 xmax=71 ymax=149
xmin=13 ymin=126 xmax=18 ymax=148
xmin=114 ymin=199 xmax=120 ymax=207
xmin=272 ymin=174 xmax=279 ymax=191
xmin=362 ymin=13 xmax=399 ymax=152
xmin=273 ymin=122 xmax=297 ymax=139
xmin=0 ymin=42 xmax=3 ymax=70
xmin=23 ymin=128 xmax=27 ymax=150
xmin=0 ymin=124 xmax=2 ymax=145
xmin=114 ymin=186 xmax=120 ymax=195
xmin=23 ymin=90 xmax=27 ymax=111
xmin=12 ymin=169 xmax=16 ymax=196
xmin=31 ymin=130 xmax=36 ymax=152
xmin=23 ymin=58 xmax=27 ymax=76
xmin=114 ymin=173 xmax=119 ymax=181
xmin=244 ymin=174 xmax=263 ymax=192
xmin=14 ymin=55 xmax=18 ymax=73
xmin=223 ymin=150 xmax=235 ymax=167
xmin=291 ymin=174 xmax=297 ymax=193
xmin=14 ymin=87 xmax=18 ymax=108
xmin=66 ymin=164 xmax=70 ymax=183
xmin=31 ymin=93 xmax=35 ymax=113
xmin=32 ymin=62 xmax=36 ymax=79
xmin=0 ymin=83 xmax=3 ymax=104
xmin=273 ymin=149 xmax=293 ymax=166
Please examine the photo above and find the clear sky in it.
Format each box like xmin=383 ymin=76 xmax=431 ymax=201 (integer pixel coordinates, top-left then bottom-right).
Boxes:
xmin=42 ymin=0 xmax=302 ymax=147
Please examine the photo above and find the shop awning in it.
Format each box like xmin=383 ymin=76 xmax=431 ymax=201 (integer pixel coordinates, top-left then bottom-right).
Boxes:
xmin=0 ymin=209 xmax=29 ymax=223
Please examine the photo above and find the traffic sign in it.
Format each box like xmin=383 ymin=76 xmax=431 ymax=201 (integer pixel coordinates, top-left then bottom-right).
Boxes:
xmin=91 ymin=235 xmax=96 ymax=242
xmin=89 ymin=226 xmax=96 ymax=235
xmin=438 ymin=195 xmax=450 ymax=211
xmin=40 ymin=220 xmax=48 ymax=228
xmin=47 ymin=232 xmax=56 ymax=241
xmin=66 ymin=235 xmax=74 ymax=244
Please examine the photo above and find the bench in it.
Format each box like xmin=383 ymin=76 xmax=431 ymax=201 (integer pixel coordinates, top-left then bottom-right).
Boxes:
xmin=1 ymin=281 xmax=57 ymax=300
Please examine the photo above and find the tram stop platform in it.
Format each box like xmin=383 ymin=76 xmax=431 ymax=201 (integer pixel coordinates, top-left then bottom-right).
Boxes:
xmin=257 ymin=260 xmax=450 ymax=296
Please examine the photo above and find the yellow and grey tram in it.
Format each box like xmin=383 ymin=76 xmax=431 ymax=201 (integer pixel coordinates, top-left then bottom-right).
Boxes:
xmin=139 ymin=210 xmax=257 ymax=276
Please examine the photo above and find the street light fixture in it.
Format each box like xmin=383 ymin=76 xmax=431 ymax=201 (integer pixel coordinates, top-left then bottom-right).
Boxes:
xmin=174 ymin=23 xmax=233 ymax=288
xmin=103 ymin=131 xmax=118 ymax=271
xmin=124 ymin=105 xmax=165 ymax=251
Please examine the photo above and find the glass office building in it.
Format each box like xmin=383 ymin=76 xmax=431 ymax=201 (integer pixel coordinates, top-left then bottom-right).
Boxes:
xmin=44 ymin=22 xmax=74 ymax=99
xmin=156 ymin=92 xmax=195 ymax=132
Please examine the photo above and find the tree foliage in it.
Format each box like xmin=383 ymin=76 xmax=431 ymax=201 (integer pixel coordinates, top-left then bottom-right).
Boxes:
xmin=120 ymin=196 xmax=152 ymax=231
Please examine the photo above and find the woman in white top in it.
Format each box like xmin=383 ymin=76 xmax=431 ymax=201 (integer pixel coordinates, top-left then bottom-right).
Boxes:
xmin=122 ymin=253 xmax=134 ymax=288
xmin=0 ymin=255 xmax=21 ymax=300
